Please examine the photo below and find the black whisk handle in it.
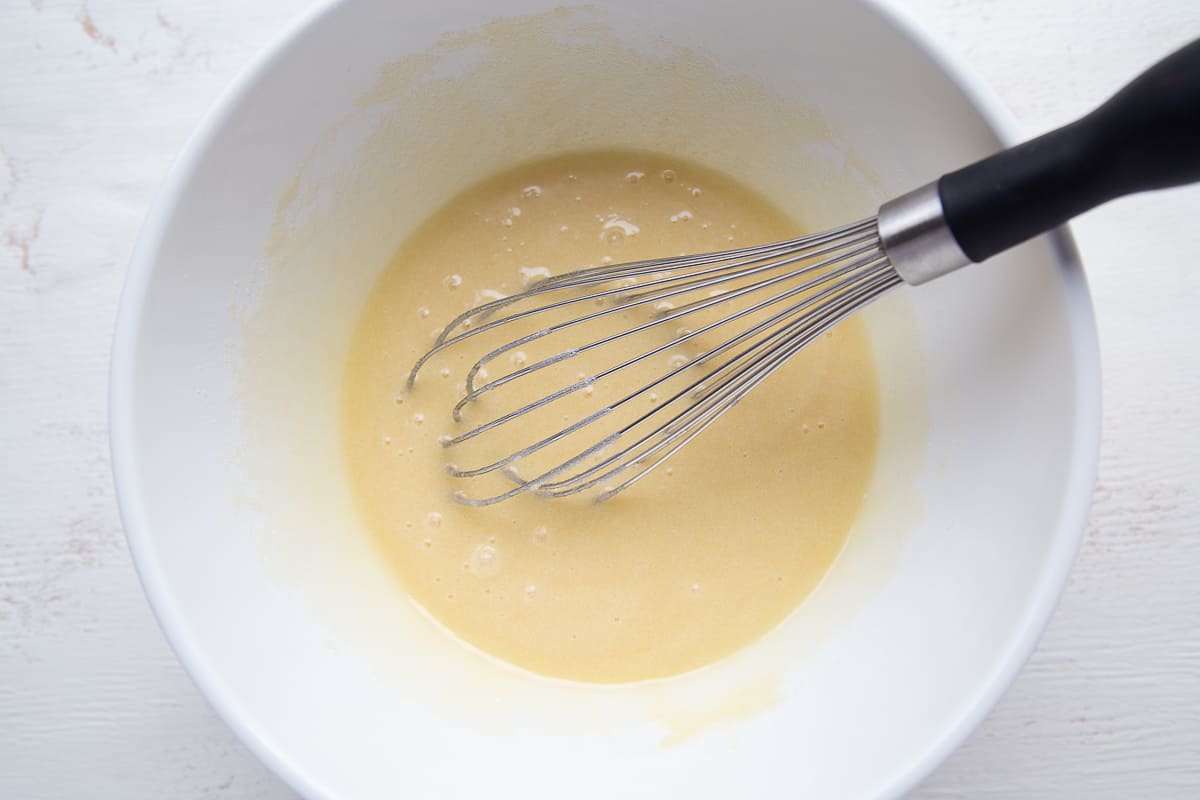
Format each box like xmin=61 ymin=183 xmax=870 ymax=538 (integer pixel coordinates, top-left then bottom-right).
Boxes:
xmin=938 ymin=37 xmax=1200 ymax=263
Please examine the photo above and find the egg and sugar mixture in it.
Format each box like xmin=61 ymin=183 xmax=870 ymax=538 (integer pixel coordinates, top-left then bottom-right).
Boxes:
xmin=342 ymin=150 xmax=880 ymax=683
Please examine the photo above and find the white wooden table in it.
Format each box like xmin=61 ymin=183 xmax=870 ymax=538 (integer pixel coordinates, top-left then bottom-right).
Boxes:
xmin=2 ymin=1 xmax=1197 ymax=796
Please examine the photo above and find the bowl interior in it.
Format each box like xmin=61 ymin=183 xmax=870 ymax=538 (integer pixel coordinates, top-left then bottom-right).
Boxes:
xmin=112 ymin=1 xmax=1097 ymax=797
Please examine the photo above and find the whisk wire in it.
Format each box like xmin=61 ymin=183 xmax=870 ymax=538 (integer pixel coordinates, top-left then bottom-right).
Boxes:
xmin=410 ymin=216 xmax=901 ymax=505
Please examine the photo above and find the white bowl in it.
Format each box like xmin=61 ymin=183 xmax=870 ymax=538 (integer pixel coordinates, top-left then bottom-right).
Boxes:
xmin=110 ymin=1 xmax=1099 ymax=797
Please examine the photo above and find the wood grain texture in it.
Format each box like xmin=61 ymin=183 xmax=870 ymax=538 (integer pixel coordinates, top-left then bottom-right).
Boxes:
xmin=1 ymin=1 xmax=1197 ymax=797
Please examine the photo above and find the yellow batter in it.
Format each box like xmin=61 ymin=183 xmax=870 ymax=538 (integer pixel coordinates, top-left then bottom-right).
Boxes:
xmin=342 ymin=150 xmax=880 ymax=683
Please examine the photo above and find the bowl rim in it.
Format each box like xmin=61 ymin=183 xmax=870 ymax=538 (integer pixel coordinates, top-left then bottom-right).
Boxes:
xmin=109 ymin=2 xmax=352 ymax=797
xmin=108 ymin=1 xmax=1101 ymax=797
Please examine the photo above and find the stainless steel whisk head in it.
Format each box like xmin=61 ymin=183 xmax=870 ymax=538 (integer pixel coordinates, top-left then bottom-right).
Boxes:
xmin=408 ymin=216 xmax=904 ymax=506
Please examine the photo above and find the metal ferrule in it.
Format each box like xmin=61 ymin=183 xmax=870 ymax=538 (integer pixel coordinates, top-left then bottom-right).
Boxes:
xmin=877 ymin=181 xmax=972 ymax=285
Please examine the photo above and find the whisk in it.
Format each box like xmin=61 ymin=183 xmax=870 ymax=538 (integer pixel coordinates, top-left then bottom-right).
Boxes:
xmin=410 ymin=39 xmax=1200 ymax=506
